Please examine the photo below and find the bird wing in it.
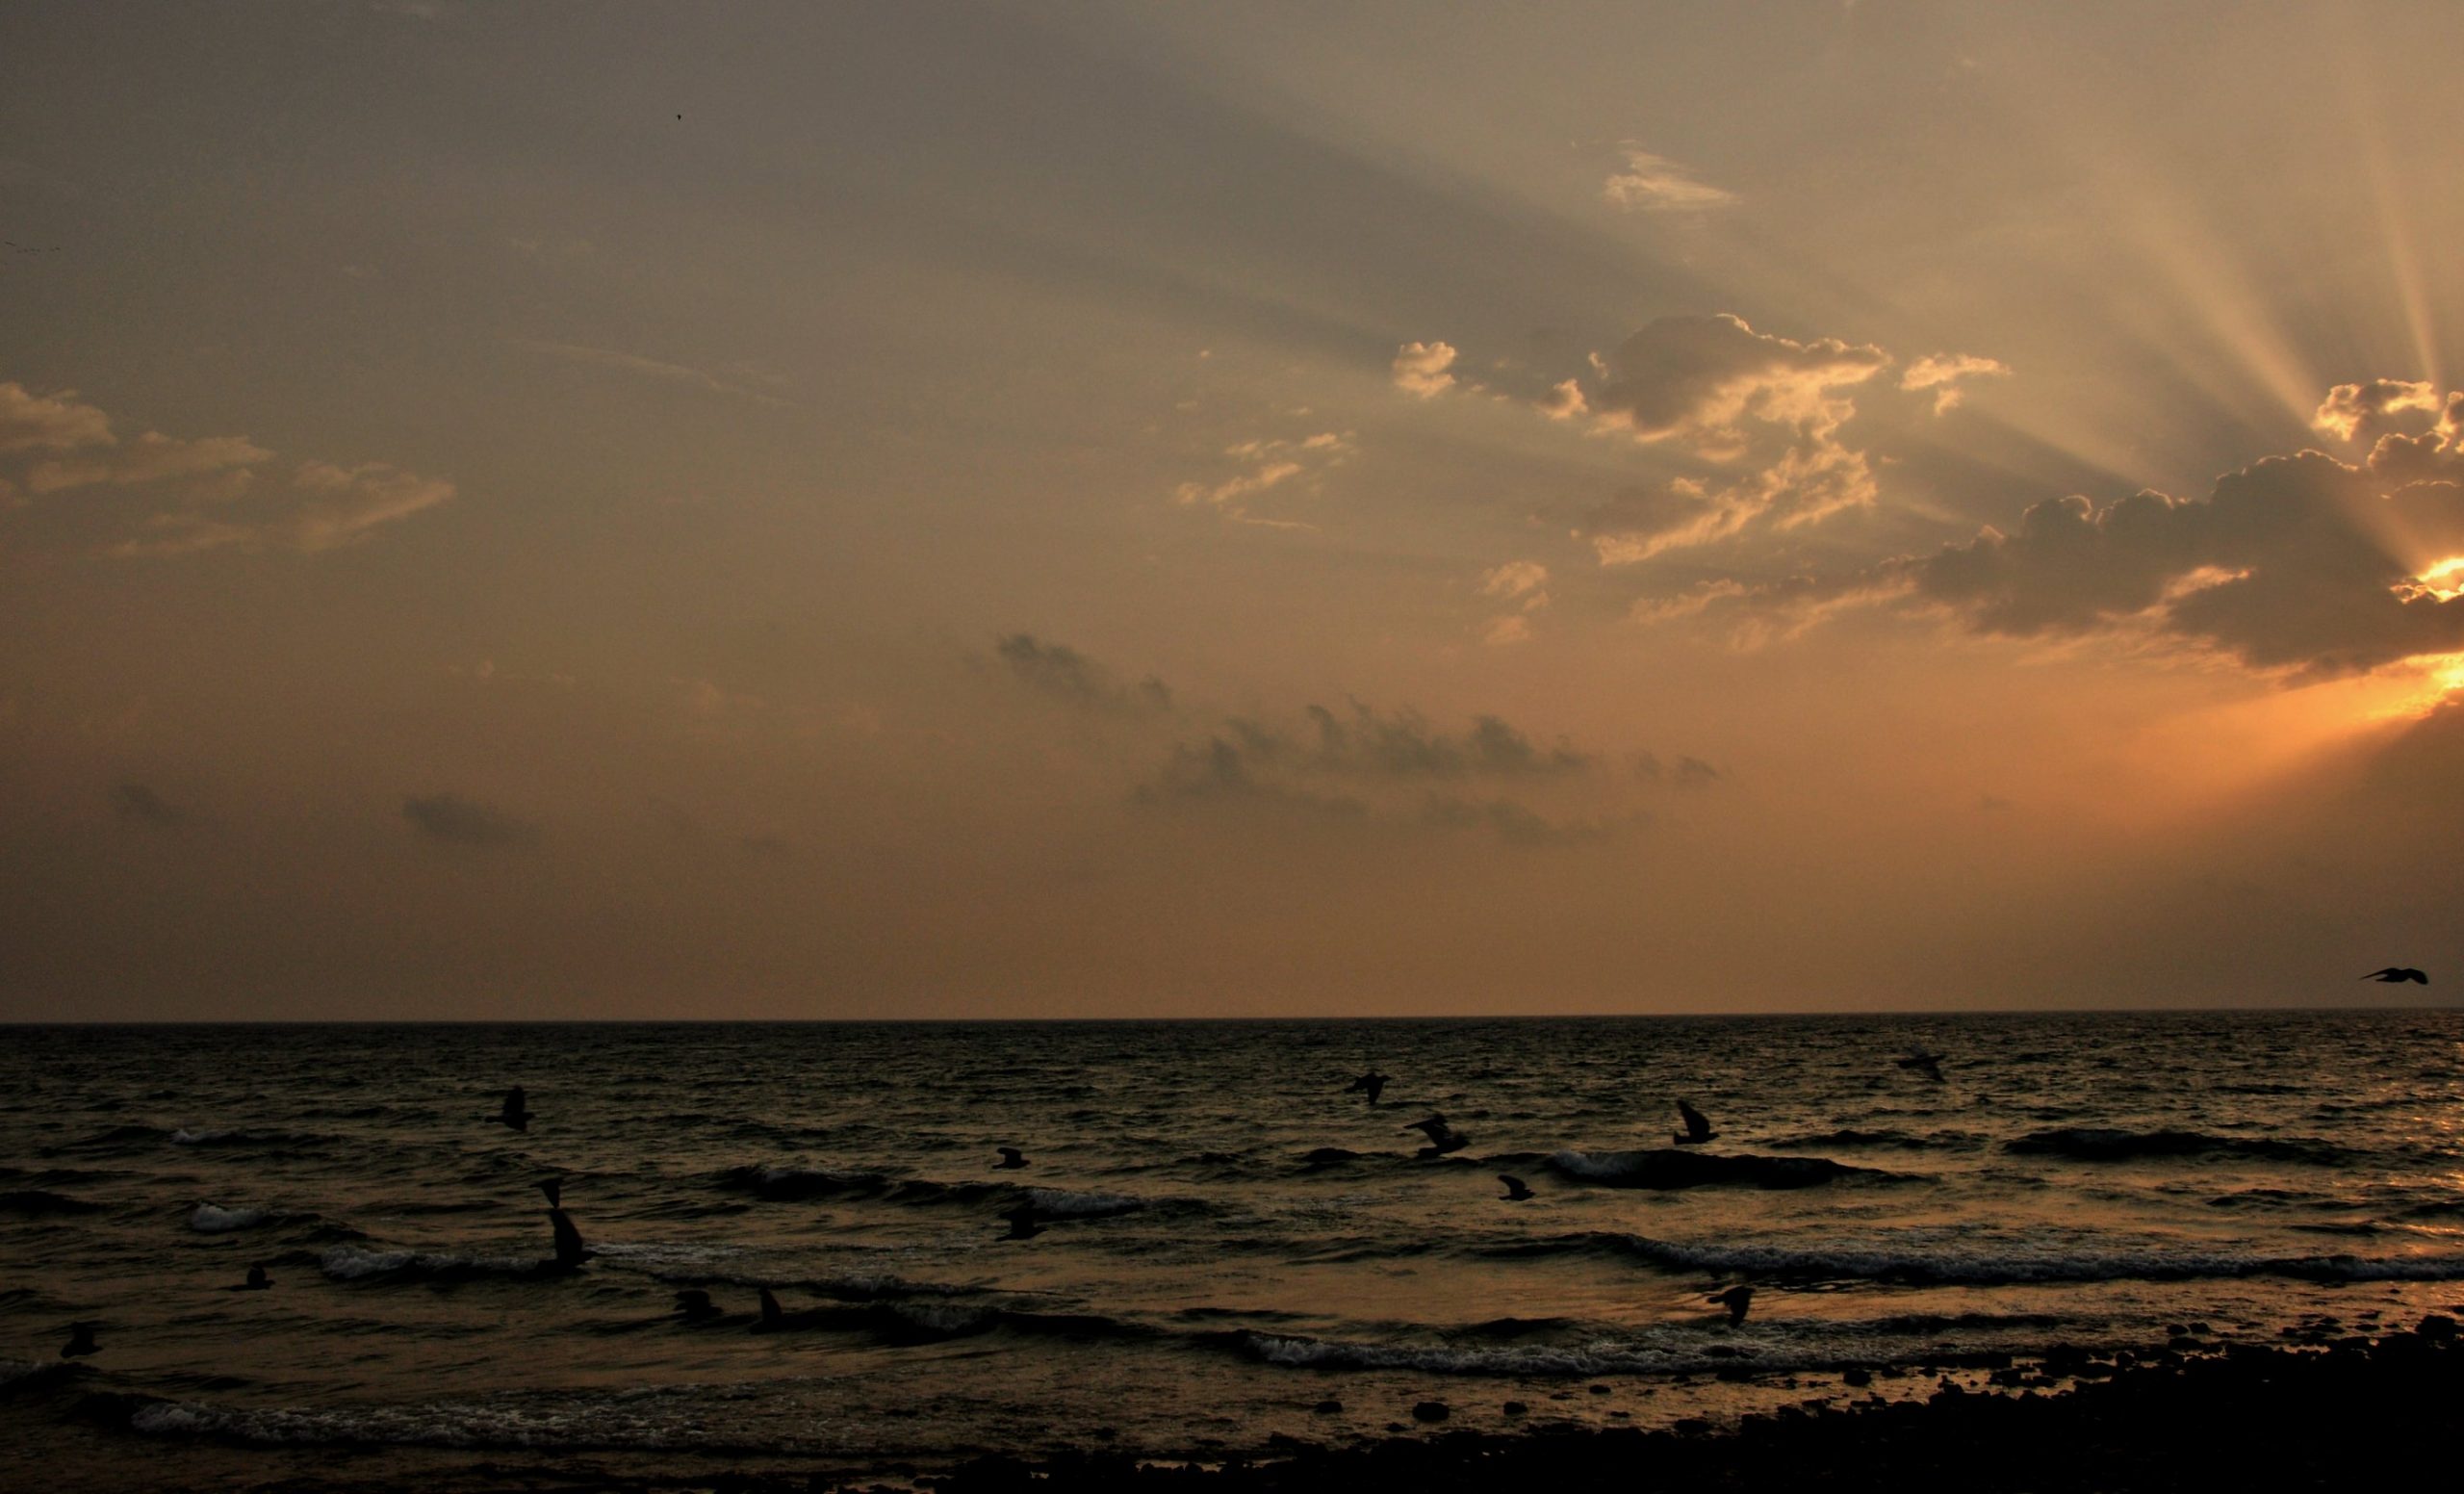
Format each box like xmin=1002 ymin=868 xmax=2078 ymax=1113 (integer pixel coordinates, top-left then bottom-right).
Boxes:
xmin=2362 ymin=968 xmax=2404 ymax=979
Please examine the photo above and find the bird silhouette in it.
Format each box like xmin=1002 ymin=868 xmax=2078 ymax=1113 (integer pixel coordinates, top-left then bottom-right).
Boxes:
xmin=1403 ymin=1115 xmax=1470 ymax=1156
xmin=993 ymin=1146 xmax=1028 ymax=1170
xmin=1498 ymin=1174 xmax=1535 ymax=1201
xmin=674 ymin=1288 xmax=723 ymax=1322
xmin=1000 ymin=1203 xmax=1045 ymax=1241
xmin=60 ymin=1323 xmax=97 ymax=1358
xmin=497 ymin=1086 xmax=532 ymax=1131
xmin=1896 ymin=1048 xmax=1946 ymax=1082
xmin=1343 ymin=1070 xmax=1390 ymax=1106
xmin=1674 ymin=1100 xmax=1716 ymax=1146
xmin=1711 ymin=1284 xmax=1755 ymax=1326
xmin=239 ymin=1263 xmax=271 ymax=1291
xmin=2362 ymin=967 xmax=2428 ymax=985
xmin=755 ymin=1287 xmax=787 ymax=1331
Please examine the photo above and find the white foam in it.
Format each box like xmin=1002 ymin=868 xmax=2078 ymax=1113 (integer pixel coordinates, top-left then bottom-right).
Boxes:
xmin=1022 ymin=1187 xmax=1145 ymax=1218
xmin=190 ymin=1203 xmax=269 ymax=1233
xmin=169 ymin=1128 xmax=233 ymax=1146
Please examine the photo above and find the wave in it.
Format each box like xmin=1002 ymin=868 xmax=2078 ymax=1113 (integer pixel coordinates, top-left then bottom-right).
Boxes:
xmin=318 ymin=1245 xmax=552 ymax=1282
xmin=0 ymin=1189 xmax=103 ymax=1218
xmin=1589 ymin=1232 xmax=2464 ymax=1286
xmin=2006 ymin=1128 xmax=2353 ymax=1166
xmin=1545 ymin=1148 xmax=1881 ymax=1190
xmin=189 ymin=1203 xmax=270 ymax=1233
xmin=1760 ymin=1128 xmax=1970 ymax=1152
xmin=1230 ymin=1330 xmax=1793 ymax=1379
xmin=715 ymin=1165 xmax=1180 ymax=1219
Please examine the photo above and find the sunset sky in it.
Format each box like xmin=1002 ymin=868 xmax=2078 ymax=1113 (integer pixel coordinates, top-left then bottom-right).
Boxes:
xmin=6 ymin=1 xmax=2463 ymax=1018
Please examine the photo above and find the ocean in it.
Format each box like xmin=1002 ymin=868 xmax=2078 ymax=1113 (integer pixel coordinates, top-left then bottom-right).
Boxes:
xmin=4 ymin=1013 xmax=2461 ymax=1488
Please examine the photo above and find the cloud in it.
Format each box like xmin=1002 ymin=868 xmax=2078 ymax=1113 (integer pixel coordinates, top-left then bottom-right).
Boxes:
xmin=2313 ymin=378 xmax=2441 ymax=444
xmin=1297 ymin=702 xmax=1592 ymax=779
xmin=110 ymin=783 xmax=184 ymax=827
xmin=1647 ymin=388 xmax=2464 ymax=678
xmin=109 ymin=463 xmax=454 ymax=556
xmin=1581 ymin=314 xmax=1888 ymax=455
xmin=1 ymin=378 xmax=453 ymax=557
xmin=1479 ymin=560 xmax=1552 ymax=607
xmin=1421 ymin=794 xmax=1644 ymax=846
xmin=0 ymin=383 xmax=113 ymax=454
xmin=1477 ymin=560 xmax=1551 ymax=645
xmin=1548 ymin=315 xmax=1889 ymax=563
xmin=1601 ymin=145 xmax=1737 ymax=212
xmin=1391 ymin=341 xmax=1460 ymax=399
xmin=27 ymin=431 xmax=272 ymax=496
xmin=1172 ymin=431 xmax=1354 ymax=523
xmin=401 ymin=794 xmax=537 ymax=848
xmin=1899 ymin=353 xmax=2012 ymax=414
xmin=512 ymin=339 xmax=789 ymax=406
xmin=993 ymin=633 xmax=1173 ymax=714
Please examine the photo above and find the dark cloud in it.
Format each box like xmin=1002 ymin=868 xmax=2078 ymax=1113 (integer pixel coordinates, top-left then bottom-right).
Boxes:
xmin=401 ymin=793 xmax=537 ymax=848
xmin=1134 ymin=736 xmax=1368 ymax=819
xmin=993 ymin=633 xmax=1172 ymax=714
xmin=1298 ymin=702 xmax=1590 ymax=778
xmin=1644 ymin=397 xmax=2464 ymax=679
xmin=110 ymin=783 xmax=184 ymax=827
xmin=1905 ymin=451 xmax=2464 ymax=674
xmin=1421 ymin=795 xmax=1645 ymax=846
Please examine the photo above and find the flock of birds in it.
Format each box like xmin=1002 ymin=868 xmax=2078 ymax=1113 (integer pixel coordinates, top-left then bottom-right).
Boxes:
xmin=44 ymin=970 xmax=2430 ymax=1359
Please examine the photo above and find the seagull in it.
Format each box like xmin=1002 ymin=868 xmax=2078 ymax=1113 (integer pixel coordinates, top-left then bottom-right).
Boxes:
xmin=1498 ymin=1174 xmax=1535 ymax=1201
xmin=1674 ymin=1100 xmax=1716 ymax=1146
xmin=1343 ymin=1070 xmax=1390 ymax=1106
xmin=674 ymin=1288 xmax=722 ymax=1322
xmin=1896 ymin=1048 xmax=1946 ymax=1083
xmin=1000 ymin=1203 xmax=1045 ymax=1241
xmin=239 ymin=1263 xmax=271 ymax=1291
xmin=1711 ymin=1284 xmax=1755 ymax=1326
xmin=2362 ymin=967 xmax=2429 ymax=985
xmin=1404 ymin=1115 xmax=1470 ymax=1156
xmin=61 ymin=1323 xmax=97 ymax=1358
xmin=497 ymin=1086 xmax=532 ymax=1131
xmin=540 ymin=1179 xmax=589 ymax=1270
xmin=993 ymin=1146 xmax=1028 ymax=1171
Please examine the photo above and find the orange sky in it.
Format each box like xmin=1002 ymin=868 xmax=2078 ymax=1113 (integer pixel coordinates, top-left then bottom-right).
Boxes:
xmin=4 ymin=1 xmax=2462 ymax=1018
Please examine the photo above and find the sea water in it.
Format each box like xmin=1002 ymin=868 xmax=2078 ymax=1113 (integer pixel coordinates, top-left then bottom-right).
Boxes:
xmin=3 ymin=1014 xmax=2460 ymax=1482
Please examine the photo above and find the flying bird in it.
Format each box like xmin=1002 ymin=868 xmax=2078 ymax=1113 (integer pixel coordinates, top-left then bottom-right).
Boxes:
xmin=61 ymin=1323 xmax=97 ymax=1358
xmin=1896 ymin=1048 xmax=1946 ymax=1083
xmin=239 ymin=1264 xmax=271 ymax=1292
xmin=2362 ymin=967 xmax=2428 ymax=985
xmin=1498 ymin=1174 xmax=1534 ymax=1201
xmin=1673 ymin=1100 xmax=1716 ymax=1146
xmin=1711 ymin=1284 xmax=1755 ymax=1326
xmin=497 ymin=1086 xmax=532 ymax=1131
xmin=993 ymin=1146 xmax=1028 ymax=1171
xmin=1404 ymin=1115 xmax=1470 ymax=1156
xmin=1344 ymin=1070 xmax=1390 ymax=1106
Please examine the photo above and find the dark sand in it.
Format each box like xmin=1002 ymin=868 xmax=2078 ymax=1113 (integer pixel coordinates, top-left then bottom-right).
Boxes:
xmin=17 ymin=1318 xmax=2460 ymax=1492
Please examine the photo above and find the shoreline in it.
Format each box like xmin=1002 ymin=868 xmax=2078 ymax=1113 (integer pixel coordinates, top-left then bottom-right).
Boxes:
xmin=16 ymin=1317 xmax=2457 ymax=1493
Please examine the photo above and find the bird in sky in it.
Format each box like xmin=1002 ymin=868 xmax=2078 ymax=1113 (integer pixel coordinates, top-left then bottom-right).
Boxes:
xmin=1498 ymin=1174 xmax=1535 ymax=1201
xmin=2362 ymin=967 xmax=2428 ymax=984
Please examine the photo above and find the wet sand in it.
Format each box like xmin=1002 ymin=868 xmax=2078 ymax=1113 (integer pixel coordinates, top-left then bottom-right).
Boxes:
xmin=15 ymin=1315 xmax=2457 ymax=1492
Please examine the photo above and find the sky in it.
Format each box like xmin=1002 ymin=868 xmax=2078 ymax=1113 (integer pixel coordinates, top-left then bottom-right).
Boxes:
xmin=5 ymin=1 xmax=2463 ymax=1019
